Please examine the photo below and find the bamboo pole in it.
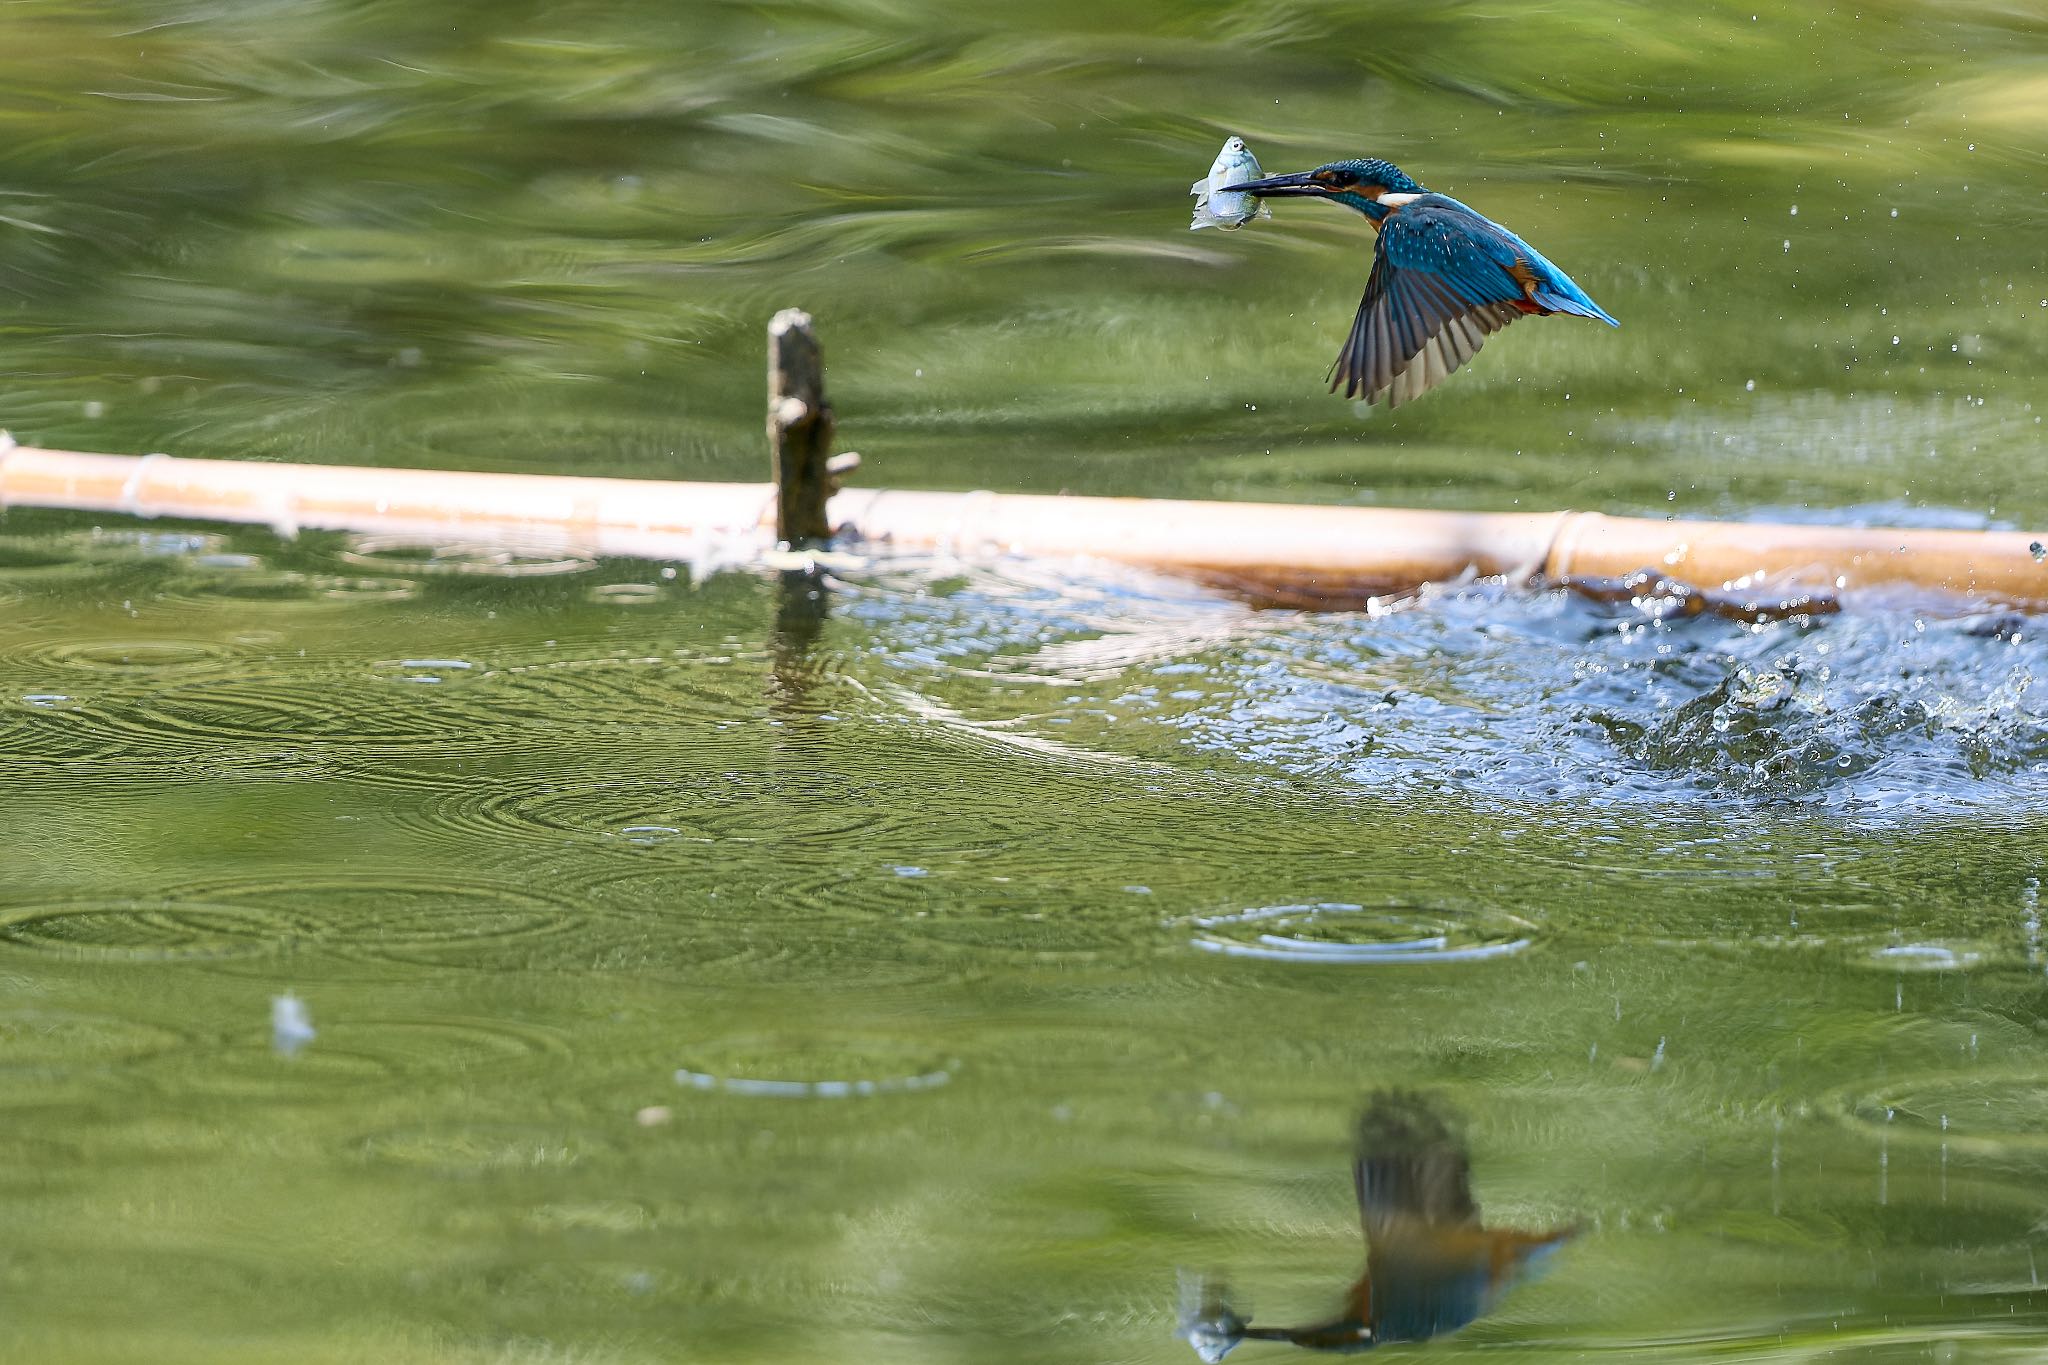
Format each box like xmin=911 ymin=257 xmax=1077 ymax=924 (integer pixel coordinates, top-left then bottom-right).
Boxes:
xmin=1 ymin=432 xmax=2041 ymax=611
xmin=0 ymin=432 xmax=780 ymax=562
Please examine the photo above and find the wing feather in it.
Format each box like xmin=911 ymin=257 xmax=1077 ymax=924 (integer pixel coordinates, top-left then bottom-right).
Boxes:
xmin=1354 ymin=1091 xmax=1480 ymax=1238
xmin=1328 ymin=201 xmax=1537 ymax=407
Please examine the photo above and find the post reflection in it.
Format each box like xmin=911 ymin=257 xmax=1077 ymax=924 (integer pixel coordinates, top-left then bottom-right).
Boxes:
xmin=1181 ymin=1091 xmax=1575 ymax=1359
xmin=767 ymin=566 xmax=831 ymax=713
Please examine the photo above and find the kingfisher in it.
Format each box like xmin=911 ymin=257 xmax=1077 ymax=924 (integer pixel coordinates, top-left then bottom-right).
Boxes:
xmin=1222 ymin=158 xmax=1618 ymax=407
xmin=1179 ymin=1091 xmax=1576 ymax=1360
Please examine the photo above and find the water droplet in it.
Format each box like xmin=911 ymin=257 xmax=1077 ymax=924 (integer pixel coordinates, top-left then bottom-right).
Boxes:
xmin=271 ymin=992 xmax=316 ymax=1057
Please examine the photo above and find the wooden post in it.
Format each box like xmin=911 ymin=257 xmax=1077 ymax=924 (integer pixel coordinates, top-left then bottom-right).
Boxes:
xmin=767 ymin=309 xmax=834 ymax=548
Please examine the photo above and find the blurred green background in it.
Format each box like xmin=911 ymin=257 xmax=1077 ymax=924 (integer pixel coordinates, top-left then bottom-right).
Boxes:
xmin=3 ymin=4 xmax=2047 ymax=1363
xmin=1 ymin=0 xmax=2042 ymax=515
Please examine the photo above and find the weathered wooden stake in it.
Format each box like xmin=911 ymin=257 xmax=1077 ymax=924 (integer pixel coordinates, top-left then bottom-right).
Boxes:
xmin=767 ymin=308 xmax=835 ymax=548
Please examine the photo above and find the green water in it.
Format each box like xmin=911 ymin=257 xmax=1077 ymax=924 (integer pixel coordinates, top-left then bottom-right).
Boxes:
xmin=3 ymin=2 xmax=2048 ymax=1362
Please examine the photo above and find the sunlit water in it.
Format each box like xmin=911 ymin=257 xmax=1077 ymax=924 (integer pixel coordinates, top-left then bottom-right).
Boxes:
xmin=3 ymin=1 xmax=2048 ymax=1361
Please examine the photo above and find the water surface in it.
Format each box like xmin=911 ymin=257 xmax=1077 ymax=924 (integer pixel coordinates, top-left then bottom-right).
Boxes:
xmin=2 ymin=2 xmax=2047 ymax=1361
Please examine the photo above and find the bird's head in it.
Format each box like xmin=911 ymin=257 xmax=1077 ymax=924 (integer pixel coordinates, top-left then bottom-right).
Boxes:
xmin=1223 ymin=157 xmax=1424 ymax=217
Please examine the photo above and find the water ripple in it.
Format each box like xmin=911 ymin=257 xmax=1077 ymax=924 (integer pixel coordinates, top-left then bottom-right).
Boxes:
xmin=337 ymin=536 xmax=596 ymax=578
xmin=0 ymin=895 xmax=326 ymax=963
xmin=174 ymin=1013 xmax=577 ymax=1099
xmin=1177 ymin=902 xmax=1539 ymax=965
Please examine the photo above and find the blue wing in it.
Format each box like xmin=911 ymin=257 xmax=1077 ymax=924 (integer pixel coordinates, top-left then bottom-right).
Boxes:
xmin=1332 ymin=196 xmax=1615 ymax=407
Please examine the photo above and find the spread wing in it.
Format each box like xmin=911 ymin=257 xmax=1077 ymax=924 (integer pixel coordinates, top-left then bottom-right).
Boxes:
xmin=1353 ymin=1090 xmax=1479 ymax=1241
xmin=1330 ymin=201 xmax=1535 ymax=408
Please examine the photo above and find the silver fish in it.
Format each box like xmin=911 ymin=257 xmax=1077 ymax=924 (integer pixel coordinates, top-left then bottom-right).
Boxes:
xmin=1189 ymin=136 xmax=1269 ymax=231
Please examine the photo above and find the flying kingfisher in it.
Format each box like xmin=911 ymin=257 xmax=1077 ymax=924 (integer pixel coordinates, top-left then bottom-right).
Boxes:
xmin=1223 ymin=158 xmax=1618 ymax=407
xmin=1178 ymin=1091 xmax=1576 ymax=1360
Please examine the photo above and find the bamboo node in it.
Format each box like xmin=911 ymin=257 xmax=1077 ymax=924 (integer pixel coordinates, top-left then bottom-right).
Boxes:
xmin=120 ymin=452 xmax=168 ymax=517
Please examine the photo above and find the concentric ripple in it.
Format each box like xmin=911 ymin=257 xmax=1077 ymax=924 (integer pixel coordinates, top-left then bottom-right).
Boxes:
xmin=11 ymin=636 xmax=249 ymax=680
xmin=0 ymin=1008 xmax=192 ymax=1075
xmin=1827 ymin=1068 xmax=2048 ymax=1155
xmin=671 ymin=1035 xmax=956 ymax=1099
xmin=170 ymin=1013 xmax=576 ymax=1098
xmin=254 ymin=876 xmax=611 ymax=970
xmin=1178 ymin=902 xmax=1537 ymax=964
xmin=1865 ymin=941 xmax=1989 ymax=972
xmin=125 ymin=670 xmax=513 ymax=752
xmin=0 ymin=896 xmax=327 ymax=962
xmin=338 ymin=536 xmax=595 ymax=577
xmin=0 ymin=876 xmax=612 ymax=972
xmin=393 ymin=770 xmax=902 ymax=857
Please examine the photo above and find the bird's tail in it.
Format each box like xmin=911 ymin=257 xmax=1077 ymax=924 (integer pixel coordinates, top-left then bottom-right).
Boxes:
xmin=1533 ymin=291 xmax=1619 ymax=327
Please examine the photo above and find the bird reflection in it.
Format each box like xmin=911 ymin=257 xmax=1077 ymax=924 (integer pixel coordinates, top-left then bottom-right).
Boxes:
xmin=1180 ymin=1091 xmax=1574 ymax=1359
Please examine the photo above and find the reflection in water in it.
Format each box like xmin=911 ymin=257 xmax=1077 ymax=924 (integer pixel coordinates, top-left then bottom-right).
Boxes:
xmin=1181 ymin=1092 xmax=1573 ymax=1359
xmin=769 ymin=567 xmax=832 ymax=711
xmin=270 ymin=992 xmax=316 ymax=1057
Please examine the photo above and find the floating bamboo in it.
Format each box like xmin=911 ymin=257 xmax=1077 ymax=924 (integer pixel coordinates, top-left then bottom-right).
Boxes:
xmin=1 ymin=308 xmax=2042 ymax=613
xmin=2 ymin=432 xmax=2041 ymax=612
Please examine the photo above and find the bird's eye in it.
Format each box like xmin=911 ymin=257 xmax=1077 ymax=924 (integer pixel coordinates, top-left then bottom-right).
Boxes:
xmin=1314 ymin=169 xmax=1351 ymax=189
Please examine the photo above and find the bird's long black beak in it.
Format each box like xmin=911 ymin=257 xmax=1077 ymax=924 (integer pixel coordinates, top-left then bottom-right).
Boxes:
xmin=1219 ymin=171 xmax=1324 ymax=198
